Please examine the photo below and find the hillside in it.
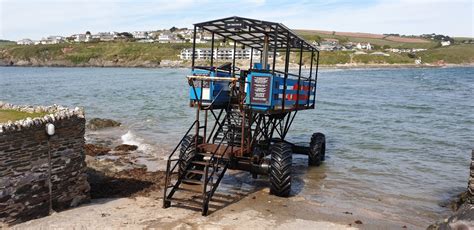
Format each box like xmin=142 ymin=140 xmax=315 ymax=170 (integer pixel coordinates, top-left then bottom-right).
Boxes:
xmin=295 ymin=29 xmax=438 ymax=49
xmin=0 ymin=36 xmax=472 ymax=67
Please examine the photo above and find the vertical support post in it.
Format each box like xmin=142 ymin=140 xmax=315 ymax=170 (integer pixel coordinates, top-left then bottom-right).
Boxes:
xmin=272 ymin=28 xmax=278 ymax=74
xmin=262 ymin=35 xmax=269 ymax=69
xmin=195 ymin=80 xmax=202 ymax=146
xmin=282 ymin=33 xmax=291 ymax=112
xmin=210 ymin=32 xmax=215 ymax=68
xmin=307 ymin=49 xmax=314 ymax=107
xmin=192 ymin=26 xmax=197 ymax=70
xmin=250 ymin=48 xmax=253 ymax=69
xmin=296 ymin=41 xmax=303 ymax=110
xmin=232 ymin=40 xmax=236 ymax=76
xmin=240 ymin=110 xmax=245 ymax=156
xmin=313 ymin=51 xmax=320 ymax=108
xmin=204 ymin=110 xmax=208 ymax=142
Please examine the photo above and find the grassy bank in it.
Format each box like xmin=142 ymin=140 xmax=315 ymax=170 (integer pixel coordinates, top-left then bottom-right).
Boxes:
xmin=418 ymin=44 xmax=474 ymax=64
xmin=0 ymin=41 xmax=473 ymax=67
xmin=0 ymin=109 xmax=48 ymax=123
xmin=2 ymin=42 xmax=194 ymax=63
xmin=295 ymin=29 xmax=439 ymax=49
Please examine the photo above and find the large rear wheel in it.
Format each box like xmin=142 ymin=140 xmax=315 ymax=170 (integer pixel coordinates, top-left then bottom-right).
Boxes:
xmin=309 ymin=132 xmax=326 ymax=166
xmin=179 ymin=135 xmax=203 ymax=181
xmin=269 ymin=142 xmax=292 ymax=197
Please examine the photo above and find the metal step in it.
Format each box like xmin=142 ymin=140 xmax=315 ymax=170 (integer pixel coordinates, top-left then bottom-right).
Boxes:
xmin=191 ymin=160 xmax=210 ymax=166
xmin=167 ymin=197 xmax=221 ymax=209
xmin=167 ymin=197 xmax=203 ymax=206
xmin=177 ymin=186 xmax=207 ymax=193
xmin=187 ymin=169 xmax=207 ymax=175
xmin=181 ymin=179 xmax=216 ymax=189
xmin=182 ymin=178 xmax=204 ymax=185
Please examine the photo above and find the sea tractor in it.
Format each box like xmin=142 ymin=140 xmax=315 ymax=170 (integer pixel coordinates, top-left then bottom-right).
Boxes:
xmin=163 ymin=16 xmax=325 ymax=215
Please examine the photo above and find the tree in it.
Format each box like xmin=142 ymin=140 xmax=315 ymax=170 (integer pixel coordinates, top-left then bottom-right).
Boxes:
xmin=66 ymin=36 xmax=75 ymax=42
xmin=117 ymin=32 xmax=133 ymax=39
xmin=85 ymin=31 xmax=91 ymax=36
xmin=170 ymin=26 xmax=178 ymax=32
xmin=371 ymin=44 xmax=381 ymax=50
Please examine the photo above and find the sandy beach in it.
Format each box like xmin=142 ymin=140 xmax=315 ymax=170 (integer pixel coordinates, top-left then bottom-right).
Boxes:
xmin=11 ymin=176 xmax=411 ymax=230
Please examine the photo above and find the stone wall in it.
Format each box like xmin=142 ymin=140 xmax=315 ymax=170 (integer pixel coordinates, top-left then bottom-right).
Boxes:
xmin=0 ymin=103 xmax=90 ymax=225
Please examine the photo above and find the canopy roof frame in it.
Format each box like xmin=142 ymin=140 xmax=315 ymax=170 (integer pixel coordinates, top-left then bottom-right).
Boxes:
xmin=194 ymin=16 xmax=319 ymax=53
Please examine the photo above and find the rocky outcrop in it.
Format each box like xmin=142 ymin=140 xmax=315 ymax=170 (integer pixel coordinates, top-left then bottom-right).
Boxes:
xmin=468 ymin=150 xmax=474 ymax=204
xmin=85 ymin=144 xmax=111 ymax=156
xmin=0 ymin=103 xmax=90 ymax=225
xmin=0 ymin=58 xmax=185 ymax=68
xmin=86 ymin=118 xmax=121 ymax=130
xmin=429 ymin=150 xmax=474 ymax=229
xmin=114 ymin=144 xmax=138 ymax=152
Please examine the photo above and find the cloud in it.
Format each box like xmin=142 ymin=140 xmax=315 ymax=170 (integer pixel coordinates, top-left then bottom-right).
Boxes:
xmin=0 ymin=0 xmax=472 ymax=40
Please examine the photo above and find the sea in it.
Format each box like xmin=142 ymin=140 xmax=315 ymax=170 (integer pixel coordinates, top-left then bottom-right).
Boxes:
xmin=1 ymin=66 xmax=473 ymax=226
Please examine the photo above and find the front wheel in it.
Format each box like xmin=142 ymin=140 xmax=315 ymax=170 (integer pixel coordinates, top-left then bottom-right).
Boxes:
xmin=308 ymin=132 xmax=326 ymax=166
xmin=269 ymin=142 xmax=292 ymax=197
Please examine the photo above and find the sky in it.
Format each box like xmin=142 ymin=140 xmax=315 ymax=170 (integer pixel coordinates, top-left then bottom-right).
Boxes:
xmin=0 ymin=0 xmax=472 ymax=41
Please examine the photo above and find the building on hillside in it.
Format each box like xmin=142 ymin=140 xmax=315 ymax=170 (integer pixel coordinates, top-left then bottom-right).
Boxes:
xmin=132 ymin=31 xmax=149 ymax=39
xmin=72 ymin=34 xmax=94 ymax=42
xmin=180 ymin=48 xmax=277 ymax=60
xmin=72 ymin=34 xmax=87 ymax=42
xmin=411 ymin=48 xmax=427 ymax=52
xmin=356 ymin=42 xmax=372 ymax=50
xmin=158 ymin=32 xmax=176 ymax=43
xmin=441 ymin=40 xmax=451 ymax=46
xmin=17 ymin=39 xmax=34 ymax=45
xmin=40 ymin=36 xmax=65 ymax=45
xmin=92 ymin=32 xmax=115 ymax=41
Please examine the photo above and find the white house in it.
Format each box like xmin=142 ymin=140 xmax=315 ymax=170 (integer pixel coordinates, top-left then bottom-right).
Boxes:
xmin=92 ymin=32 xmax=115 ymax=41
xmin=441 ymin=40 xmax=451 ymax=46
xmin=17 ymin=39 xmax=34 ymax=45
xmin=158 ymin=32 xmax=175 ymax=43
xmin=40 ymin=36 xmax=65 ymax=44
xmin=366 ymin=43 xmax=372 ymax=50
xmin=72 ymin=34 xmax=87 ymax=42
xmin=356 ymin=42 xmax=372 ymax=50
xmin=132 ymin=31 xmax=149 ymax=39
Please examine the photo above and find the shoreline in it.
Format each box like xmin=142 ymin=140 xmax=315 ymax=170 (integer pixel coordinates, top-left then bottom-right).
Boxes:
xmin=1 ymin=61 xmax=473 ymax=70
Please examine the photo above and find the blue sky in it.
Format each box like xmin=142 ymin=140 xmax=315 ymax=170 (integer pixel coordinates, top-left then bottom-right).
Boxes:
xmin=0 ymin=0 xmax=472 ymax=40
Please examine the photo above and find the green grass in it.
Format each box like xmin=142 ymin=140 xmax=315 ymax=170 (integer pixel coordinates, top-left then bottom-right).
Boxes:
xmin=295 ymin=30 xmax=438 ymax=49
xmin=0 ymin=40 xmax=472 ymax=66
xmin=0 ymin=110 xmax=49 ymax=123
xmin=0 ymin=40 xmax=15 ymax=48
xmin=2 ymin=41 xmax=212 ymax=64
xmin=418 ymin=44 xmax=474 ymax=64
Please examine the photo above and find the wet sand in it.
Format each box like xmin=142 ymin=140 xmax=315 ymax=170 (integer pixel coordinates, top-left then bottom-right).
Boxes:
xmin=12 ymin=165 xmax=418 ymax=229
xmin=8 ymin=140 xmax=427 ymax=229
xmin=11 ymin=181 xmax=408 ymax=229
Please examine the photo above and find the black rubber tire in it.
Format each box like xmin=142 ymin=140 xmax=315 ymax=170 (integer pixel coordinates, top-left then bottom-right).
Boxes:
xmin=269 ymin=142 xmax=292 ymax=197
xmin=179 ymin=135 xmax=203 ymax=181
xmin=309 ymin=132 xmax=326 ymax=166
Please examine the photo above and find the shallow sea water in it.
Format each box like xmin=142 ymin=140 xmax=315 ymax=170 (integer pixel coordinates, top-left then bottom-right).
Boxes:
xmin=1 ymin=66 xmax=473 ymax=226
